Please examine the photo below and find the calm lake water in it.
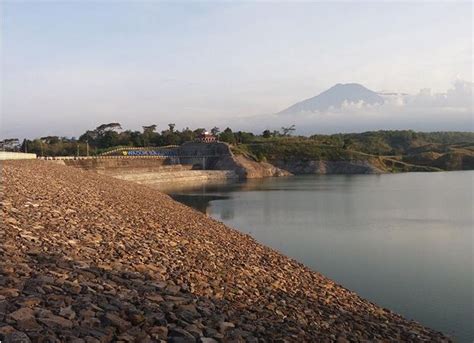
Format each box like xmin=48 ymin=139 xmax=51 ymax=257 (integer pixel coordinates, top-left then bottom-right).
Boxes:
xmin=169 ymin=172 xmax=473 ymax=342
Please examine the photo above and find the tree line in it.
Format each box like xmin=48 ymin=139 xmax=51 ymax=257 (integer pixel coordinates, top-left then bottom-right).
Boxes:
xmin=0 ymin=123 xmax=296 ymax=156
xmin=2 ymin=124 xmax=471 ymax=157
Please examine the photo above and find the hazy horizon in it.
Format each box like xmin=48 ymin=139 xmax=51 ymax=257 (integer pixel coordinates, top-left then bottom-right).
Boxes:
xmin=1 ymin=1 xmax=473 ymax=139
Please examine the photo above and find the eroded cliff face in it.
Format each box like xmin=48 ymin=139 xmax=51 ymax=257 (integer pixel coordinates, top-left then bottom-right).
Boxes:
xmin=179 ymin=142 xmax=291 ymax=179
xmin=214 ymin=155 xmax=291 ymax=179
xmin=181 ymin=142 xmax=385 ymax=176
xmin=177 ymin=142 xmax=386 ymax=177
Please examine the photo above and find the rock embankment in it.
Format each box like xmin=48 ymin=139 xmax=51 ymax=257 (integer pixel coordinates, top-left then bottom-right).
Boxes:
xmin=273 ymin=160 xmax=385 ymax=174
xmin=113 ymin=170 xmax=238 ymax=190
xmin=214 ymin=155 xmax=291 ymax=179
xmin=1 ymin=161 xmax=451 ymax=342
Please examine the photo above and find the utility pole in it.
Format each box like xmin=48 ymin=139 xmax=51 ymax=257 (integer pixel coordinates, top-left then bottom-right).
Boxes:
xmin=86 ymin=140 xmax=89 ymax=157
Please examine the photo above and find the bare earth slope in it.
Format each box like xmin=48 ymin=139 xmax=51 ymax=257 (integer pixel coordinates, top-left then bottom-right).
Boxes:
xmin=1 ymin=161 xmax=451 ymax=342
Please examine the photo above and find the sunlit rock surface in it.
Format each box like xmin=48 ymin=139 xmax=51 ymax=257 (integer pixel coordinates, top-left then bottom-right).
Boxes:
xmin=0 ymin=160 xmax=451 ymax=342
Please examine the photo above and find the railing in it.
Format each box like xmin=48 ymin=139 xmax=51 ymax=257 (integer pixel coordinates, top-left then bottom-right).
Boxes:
xmin=38 ymin=155 xmax=169 ymax=160
xmin=38 ymin=154 xmax=223 ymax=160
xmin=99 ymin=145 xmax=180 ymax=156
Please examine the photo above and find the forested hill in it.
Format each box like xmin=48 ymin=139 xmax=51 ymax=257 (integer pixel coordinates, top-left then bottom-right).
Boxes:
xmin=317 ymin=131 xmax=474 ymax=155
xmin=3 ymin=126 xmax=473 ymax=171
xmin=233 ymin=131 xmax=474 ymax=171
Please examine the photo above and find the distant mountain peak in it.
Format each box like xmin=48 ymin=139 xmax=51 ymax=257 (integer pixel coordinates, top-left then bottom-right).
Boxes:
xmin=278 ymin=83 xmax=384 ymax=115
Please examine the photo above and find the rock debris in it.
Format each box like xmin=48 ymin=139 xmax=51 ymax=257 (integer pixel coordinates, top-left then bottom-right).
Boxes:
xmin=0 ymin=161 xmax=451 ymax=342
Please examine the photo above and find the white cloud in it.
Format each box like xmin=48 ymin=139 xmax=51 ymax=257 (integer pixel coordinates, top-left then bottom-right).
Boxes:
xmin=228 ymin=81 xmax=473 ymax=134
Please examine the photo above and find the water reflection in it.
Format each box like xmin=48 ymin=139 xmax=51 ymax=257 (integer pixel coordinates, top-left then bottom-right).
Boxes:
xmin=168 ymin=172 xmax=474 ymax=343
xmin=169 ymin=193 xmax=230 ymax=215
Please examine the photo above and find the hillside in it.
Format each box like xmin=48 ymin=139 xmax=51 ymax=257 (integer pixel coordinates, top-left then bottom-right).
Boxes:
xmin=327 ymin=131 xmax=474 ymax=171
xmin=0 ymin=160 xmax=451 ymax=341
xmin=233 ymin=131 xmax=474 ymax=173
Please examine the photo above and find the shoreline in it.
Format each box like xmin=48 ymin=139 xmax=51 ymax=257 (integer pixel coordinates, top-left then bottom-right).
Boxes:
xmin=1 ymin=160 xmax=452 ymax=342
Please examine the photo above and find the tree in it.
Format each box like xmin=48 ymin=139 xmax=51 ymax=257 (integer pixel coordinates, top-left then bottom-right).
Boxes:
xmin=162 ymin=124 xmax=179 ymax=145
xmin=79 ymin=130 xmax=98 ymax=143
xmin=142 ymin=125 xmax=158 ymax=146
xmin=96 ymin=122 xmax=122 ymax=134
xmin=180 ymin=128 xmax=195 ymax=143
xmin=262 ymin=130 xmax=272 ymax=139
xmin=128 ymin=131 xmax=143 ymax=147
xmin=281 ymin=125 xmax=296 ymax=136
xmin=219 ymin=127 xmax=236 ymax=144
xmin=98 ymin=130 xmax=120 ymax=149
xmin=21 ymin=139 xmax=29 ymax=153
xmin=77 ymin=123 xmax=123 ymax=149
xmin=193 ymin=128 xmax=206 ymax=136
xmin=235 ymin=131 xmax=254 ymax=144
xmin=40 ymin=136 xmax=60 ymax=144
xmin=211 ymin=127 xmax=220 ymax=136
xmin=0 ymin=138 xmax=20 ymax=151
xmin=142 ymin=124 xmax=157 ymax=133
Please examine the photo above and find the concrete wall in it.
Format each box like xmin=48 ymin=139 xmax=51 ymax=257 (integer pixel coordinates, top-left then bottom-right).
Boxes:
xmin=0 ymin=152 xmax=37 ymax=160
xmin=178 ymin=142 xmax=232 ymax=157
xmin=177 ymin=142 xmax=232 ymax=169
xmin=113 ymin=170 xmax=238 ymax=191
xmin=47 ymin=155 xmax=237 ymax=190
xmin=56 ymin=157 xmax=171 ymax=172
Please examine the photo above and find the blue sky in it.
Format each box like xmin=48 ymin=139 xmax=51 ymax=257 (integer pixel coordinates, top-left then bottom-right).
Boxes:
xmin=1 ymin=1 xmax=472 ymax=138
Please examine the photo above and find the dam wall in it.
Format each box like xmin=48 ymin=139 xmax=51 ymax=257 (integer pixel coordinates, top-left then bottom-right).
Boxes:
xmin=56 ymin=157 xmax=172 ymax=173
xmin=177 ymin=141 xmax=233 ymax=157
xmin=0 ymin=152 xmax=37 ymax=160
xmin=50 ymin=155 xmax=238 ymax=189
xmin=113 ymin=170 xmax=238 ymax=190
xmin=43 ymin=143 xmax=290 ymax=187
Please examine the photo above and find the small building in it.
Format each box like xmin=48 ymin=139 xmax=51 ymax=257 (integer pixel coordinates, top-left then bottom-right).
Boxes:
xmin=197 ymin=132 xmax=217 ymax=143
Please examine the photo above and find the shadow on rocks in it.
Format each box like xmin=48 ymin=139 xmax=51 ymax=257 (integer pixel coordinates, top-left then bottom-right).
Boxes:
xmin=0 ymin=251 xmax=263 ymax=343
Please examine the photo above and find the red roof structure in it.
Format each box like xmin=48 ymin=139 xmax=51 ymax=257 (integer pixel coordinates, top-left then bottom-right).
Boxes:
xmin=197 ymin=132 xmax=217 ymax=143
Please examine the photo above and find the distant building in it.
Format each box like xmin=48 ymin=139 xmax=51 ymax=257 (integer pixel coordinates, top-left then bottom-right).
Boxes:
xmin=197 ymin=132 xmax=217 ymax=143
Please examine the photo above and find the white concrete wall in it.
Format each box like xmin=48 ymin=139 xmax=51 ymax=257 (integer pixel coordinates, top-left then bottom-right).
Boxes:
xmin=0 ymin=152 xmax=37 ymax=160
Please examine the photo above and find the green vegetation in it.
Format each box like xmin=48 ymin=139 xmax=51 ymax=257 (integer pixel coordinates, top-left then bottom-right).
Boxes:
xmin=318 ymin=130 xmax=474 ymax=155
xmin=237 ymin=139 xmax=360 ymax=162
xmin=236 ymin=130 xmax=474 ymax=171
xmin=7 ymin=123 xmax=260 ymax=156
xmin=2 ymin=125 xmax=473 ymax=171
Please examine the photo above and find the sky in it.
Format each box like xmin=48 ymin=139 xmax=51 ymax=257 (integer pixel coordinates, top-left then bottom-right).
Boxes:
xmin=1 ymin=1 xmax=473 ymax=139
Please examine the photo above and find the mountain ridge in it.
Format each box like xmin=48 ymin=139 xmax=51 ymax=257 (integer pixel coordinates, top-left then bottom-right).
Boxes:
xmin=278 ymin=83 xmax=385 ymax=115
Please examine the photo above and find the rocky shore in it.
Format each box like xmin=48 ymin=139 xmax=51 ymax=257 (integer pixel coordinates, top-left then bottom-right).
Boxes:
xmin=1 ymin=160 xmax=451 ymax=342
xmin=272 ymin=160 xmax=384 ymax=174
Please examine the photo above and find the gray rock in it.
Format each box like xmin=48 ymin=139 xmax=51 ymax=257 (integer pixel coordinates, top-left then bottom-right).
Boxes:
xmin=2 ymin=331 xmax=32 ymax=343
